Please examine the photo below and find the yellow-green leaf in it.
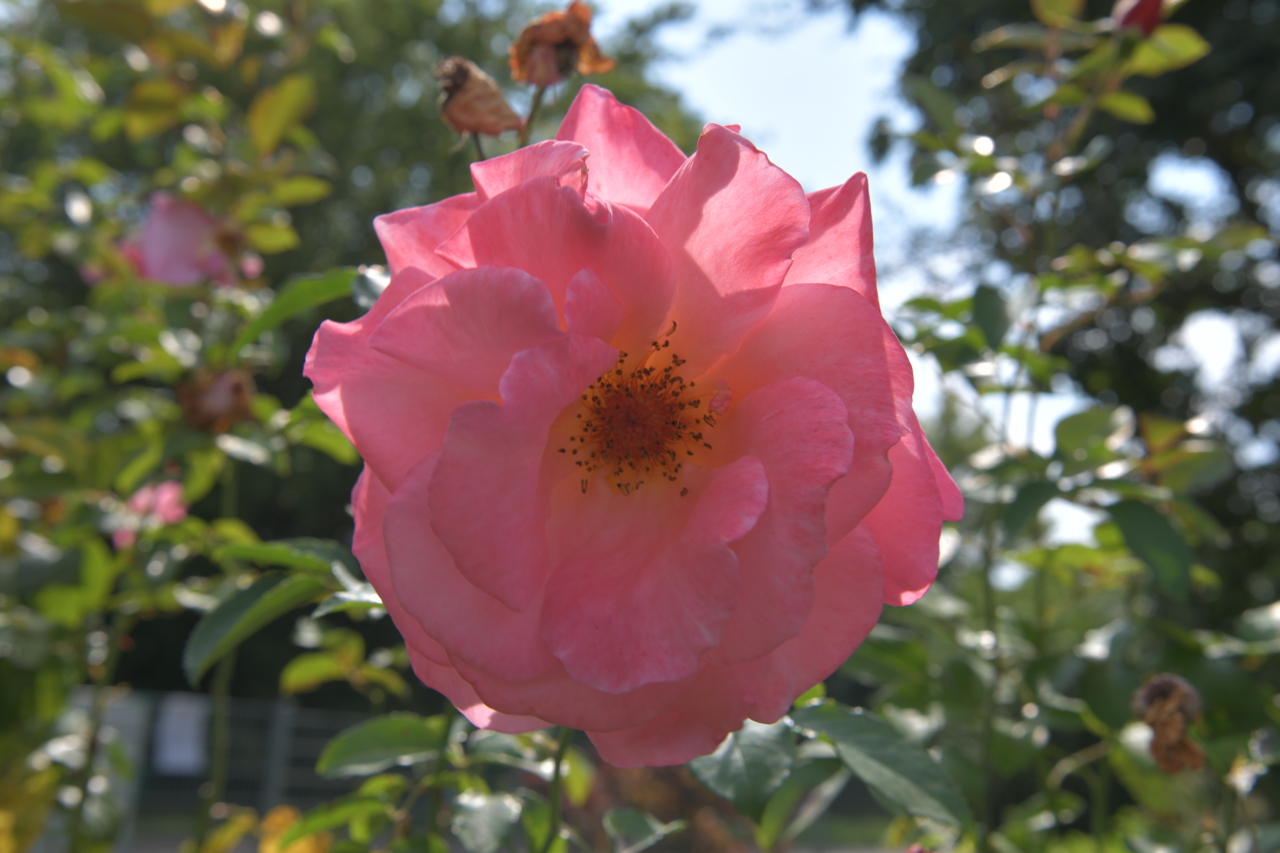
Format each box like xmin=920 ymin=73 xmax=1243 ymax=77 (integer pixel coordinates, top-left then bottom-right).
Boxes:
xmin=1124 ymin=24 xmax=1210 ymax=78
xmin=245 ymin=222 xmax=301 ymax=254
xmin=272 ymin=176 xmax=332 ymax=207
xmin=247 ymin=73 xmax=316 ymax=158
xmin=1098 ymin=90 xmax=1155 ymax=124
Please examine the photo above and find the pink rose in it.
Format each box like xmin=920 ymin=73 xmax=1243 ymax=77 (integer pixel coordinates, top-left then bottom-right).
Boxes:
xmin=119 ymin=192 xmax=234 ymax=287
xmin=305 ymin=85 xmax=962 ymax=766
xmin=112 ymin=481 xmax=188 ymax=548
xmin=1111 ymin=0 xmax=1163 ymax=35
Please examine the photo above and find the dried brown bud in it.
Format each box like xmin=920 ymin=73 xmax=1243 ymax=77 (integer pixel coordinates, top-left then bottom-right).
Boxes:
xmin=433 ymin=57 xmax=523 ymax=137
xmin=1132 ymin=673 xmax=1205 ymax=774
xmin=509 ymin=1 xmax=616 ymax=87
xmin=176 ymin=369 xmax=256 ymax=435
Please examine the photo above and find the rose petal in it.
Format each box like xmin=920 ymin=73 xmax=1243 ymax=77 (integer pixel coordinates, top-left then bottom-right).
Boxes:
xmin=556 ymin=84 xmax=688 ymax=217
xmin=705 ymin=377 xmax=854 ymax=665
xmin=374 ymin=193 xmax=480 ymax=277
xmin=646 ymin=125 xmax=810 ymax=375
xmin=429 ymin=336 xmax=618 ymax=612
xmin=470 ymin=139 xmax=589 ymax=201
xmin=715 ymin=283 xmax=907 ymax=543
xmin=407 ymin=648 xmax=549 ymax=733
xmin=305 ymin=267 xmax=475 ymax=491
xmin=540 ymin=456 xmax=768 ymax=693
xmin=564 ymin=268 xmax=624 ymax=341
xmin=587 ymin=706 xmax=728 ymax=768
xmin=139 ymin=193 xmax=232 ymax=286
xmin=369 ymin=266 xmax=564 ymax=396
xmin=786 ymin=173 xmax=879 ymax=307
xmin=437 ymin=177 xmax=677 ymax=356
xmin=864 ymin=425 xmax=947 ymax=605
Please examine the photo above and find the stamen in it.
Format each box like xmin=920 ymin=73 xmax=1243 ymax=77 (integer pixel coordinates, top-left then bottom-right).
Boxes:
xmin=559 ymin=332 xmax=715 ymax=496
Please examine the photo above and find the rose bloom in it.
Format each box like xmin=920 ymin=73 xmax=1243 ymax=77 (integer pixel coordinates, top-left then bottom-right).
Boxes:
xmin=111 ymin=480 xmax=188 ymax=549
xmin=306 ymin=85 xmax=962 ymax=766
xmin=119 ymin=192 xmax=235 ymax=287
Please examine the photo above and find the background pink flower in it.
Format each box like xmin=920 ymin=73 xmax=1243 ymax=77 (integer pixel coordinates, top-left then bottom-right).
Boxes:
xmin=306 ymin=85 xmax=962 ymax=766
xmin=119 ymin=192 xmax=235 ymax=287
xmin=112 ymin=481 xmax=188 ymax=548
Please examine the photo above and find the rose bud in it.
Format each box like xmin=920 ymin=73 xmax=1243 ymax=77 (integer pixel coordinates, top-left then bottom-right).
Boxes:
xmin=306 ymin=85 xmax=962 ymax=767
xmin=1111 ymin=0 xmax=1163 ymax=36
xmin=509 ymin=1 xmax=616 ymax=87
xmin=434 ymin=57 xmax=524 ymax=138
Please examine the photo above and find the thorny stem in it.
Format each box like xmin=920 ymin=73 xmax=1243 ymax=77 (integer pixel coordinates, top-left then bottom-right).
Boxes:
xmin=518 ymin=85 xmax=547 ymax=148
xmin=536 ymin=728 xmax=574 ymax=853
xmin=193 ymin=651 xmax=236 ymax=847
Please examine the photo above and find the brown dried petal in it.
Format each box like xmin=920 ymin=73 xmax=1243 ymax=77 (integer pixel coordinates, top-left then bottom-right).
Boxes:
xmin=177 ymin=369 xmax=256 ymax=435
xmin=433 ymin=57 xmax=523 ymax=137
xmin=509 ymin=1 xmax=615 ymax=84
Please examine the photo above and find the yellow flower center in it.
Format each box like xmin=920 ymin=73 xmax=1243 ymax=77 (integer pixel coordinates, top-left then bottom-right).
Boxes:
xmin=560 ymin=326 xmax=715 ymax=496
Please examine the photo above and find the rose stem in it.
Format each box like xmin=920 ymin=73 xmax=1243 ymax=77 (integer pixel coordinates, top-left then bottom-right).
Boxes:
xmin=518 ymin=84 xmax=547 ymax=148
xmin=537 ymin=727 xmax=574 ymax=853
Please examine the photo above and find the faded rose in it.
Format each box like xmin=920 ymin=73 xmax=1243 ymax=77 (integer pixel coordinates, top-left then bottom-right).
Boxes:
xmin=305 ymin=86 xmax=962 ymax=766
xmin=119 ymin=192 xmax=234 ymax=287
xmin=110 ymin=481 xmax=188 ymax=549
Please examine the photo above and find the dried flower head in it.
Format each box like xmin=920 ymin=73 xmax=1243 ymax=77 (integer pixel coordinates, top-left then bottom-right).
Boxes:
xmin=509 ymin=1 xmax=616 ymax=87
xmin=176 ymin=369 xmax=257 ymax=434
xmin=434 ymin=57 xmax=523 ymax=137
xmin=1132 ymin=673 xmax=1205 ymax=773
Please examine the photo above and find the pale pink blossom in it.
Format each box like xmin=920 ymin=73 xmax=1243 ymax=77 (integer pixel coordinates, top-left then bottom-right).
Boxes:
xmin=112 ymin=481 xmax=188 ymax=548
xmin=305 ymin=85 xmax=962 ymax=766
xmin=119 ymin=192 xmax=234 ymax=287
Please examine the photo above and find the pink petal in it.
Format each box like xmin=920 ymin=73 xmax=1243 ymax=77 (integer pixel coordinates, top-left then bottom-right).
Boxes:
xmin=646 ymin=125 xmax=810 ymax=375
xmin=428 ymin=335 xmax=617 ymax=612
xmin=407 ymin=648 xmax=548 ymax=733
xmin=152 ymin=481 xmax=188 ymax=524
xmin=470 ymin=139 xmax=588 ymax=201
xmin=451 ymin=656 xmax=689 ymax=733
xmin=786 ymin=173 xmax=879 ymax=307
xmin=715 ymin=283 xmax=907 ymax=544
xmin=369 ymin=266 xmax=564 ymax=397
xmin=587 ymin=706 xmax=729 ymax=768
xmin=864 ymin=425 xmax=947 ymax=605
xmin=373 ymin=193 xmax=479 ymax=277
xmin=705 ymin=377 xmax=854 ymax=666
xmin=540 ymin=456 xmax=768 ymax=694
xmin=304 ymin=267 xmax=476 ymax=491
xmin=564 ymin=268 xmax=624 ymax=341
xmin=385 ymin=453 xmax=688 ymax=733
xmin=436 ymin=177 xmax=676 ymax=356
xmin=126 ymin=483 xmax=156 ymax=515
xmin=384 ymin=453 xmax=563 ymax=682
xmin=555 ymin=84 xmax=687 ymax=217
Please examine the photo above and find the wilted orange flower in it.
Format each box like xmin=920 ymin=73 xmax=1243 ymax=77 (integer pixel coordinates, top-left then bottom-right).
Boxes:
xmin=434 ymin=57 xmax=523 ymax=137
xmin=509 ymin=1 xmax=616 ymax=87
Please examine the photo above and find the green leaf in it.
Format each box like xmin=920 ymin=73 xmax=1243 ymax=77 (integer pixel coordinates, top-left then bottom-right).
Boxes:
xmin=316 ymin=713 xmax=448 ymax=778
xmin=972 ymin=284 xmax=1011 ymax=349
xmin=903 ymin=76 xmax=960 ymax=140
xmin=690 ymin=721 xmax=795 ymax=822
xmin=312 ymin=585 xmax=383 ymax=618
xmin=231 ymin=268 xmax=356 ymax=357
xmin=244 ymin=222 xmax=301 ymax=254
xmin=279 ymin=797 xmax=390 ymax=848
xmin=280 ymin=651 xmax=348 ymax=695
xmin=272 ymin=176 xmax=332 ymax=207
xmin=791 ymin=703 xmax=973 ymax=828
xmin=183 ymin=574 xmax=328 ymax=685
xmin=1106 ymin=500 xmax=1192 ymax=600
xmin=602 ymin=809 xmax=687 ymax=853
xmin=1003 ymin=482 xmax=1060 ymax=538
xmin=451 ymin=792 xmax=523 ymax=853
xmin=1054 ymin=407 xmax=1121 ymax=475
xmin=1124 ymin=24 xmax=1210 ymax=78
xmin=212 ymin=538 xmax=357 ymax=574
xmin=1030 ymin=0 xmax=1083 ymax=27
xmin=1097 ymin=91 xmax=1155 ymax=124
xmin=248 ymin=73 xmax=317 ymax=157
xmin=562 ymin=746 xmax=596 ymax=808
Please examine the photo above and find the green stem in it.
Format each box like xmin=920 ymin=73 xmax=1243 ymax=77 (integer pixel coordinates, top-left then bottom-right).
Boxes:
xmin=518 ymin=85 xmax=547 ymax=148
xmin=473 ymin=133 xmax=486 ymax=161
xmin=418 ymin=704 xmax=457 ymax=842
xmin=193 ymin=650 xmax=236 ymax=847
xmin=220 ymin=460 xmax=237 ymax=521
xmin=536 ymin=728 xmax=574 ymax=853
